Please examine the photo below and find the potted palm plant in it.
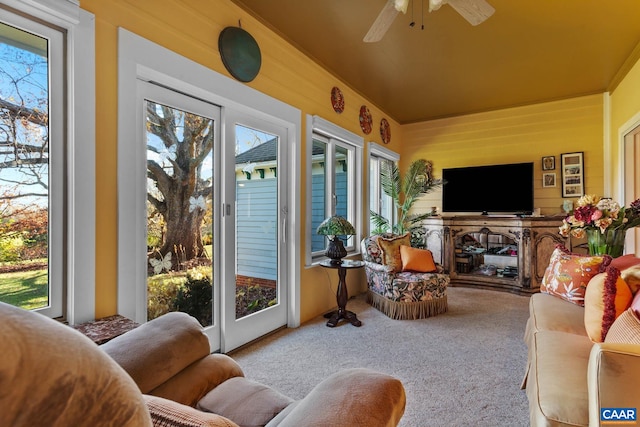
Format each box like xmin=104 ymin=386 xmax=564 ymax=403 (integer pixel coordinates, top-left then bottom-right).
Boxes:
xmin=370 ymin=159 xmax=443 ymax=247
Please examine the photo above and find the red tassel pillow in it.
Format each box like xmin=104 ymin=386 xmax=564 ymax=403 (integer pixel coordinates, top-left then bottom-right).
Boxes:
xmin=584 ymin=266 xmax=632 ymax=342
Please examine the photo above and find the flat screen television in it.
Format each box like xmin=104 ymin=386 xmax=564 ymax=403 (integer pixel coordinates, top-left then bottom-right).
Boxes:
xmin=442 ymin=162 xmax=534 ymax=215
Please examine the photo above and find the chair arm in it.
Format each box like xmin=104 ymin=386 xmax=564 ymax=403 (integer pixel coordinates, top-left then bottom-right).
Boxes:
xmin=588 ymin=342 xmax=640 ymax=426
xmin=101 ymin=312 xmax=212 ymax=393
xmin=267 ymin=368 xmax=406 ymax=427
xmin=364 ymin=260 xmax=393 ymax=273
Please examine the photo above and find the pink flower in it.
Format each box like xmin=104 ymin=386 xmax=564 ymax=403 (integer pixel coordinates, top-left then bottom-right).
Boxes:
xmin=591 ymin=209 xmax=602 ymax=221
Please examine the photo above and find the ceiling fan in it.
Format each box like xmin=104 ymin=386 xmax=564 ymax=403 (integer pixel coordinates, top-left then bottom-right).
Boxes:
xmin=364 ymin=0 xmax=495 ymax=42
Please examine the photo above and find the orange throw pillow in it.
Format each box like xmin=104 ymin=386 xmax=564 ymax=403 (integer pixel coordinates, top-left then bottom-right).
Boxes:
xmin=541 ymin=245 xmax=611 ymax=306
xmin=400 ymin=245 xmax=437 ymax=273
xmin=376 ymin=233 xmax=411 ymax=273
xmin=584 ymin=266 xmax=632 ymax=342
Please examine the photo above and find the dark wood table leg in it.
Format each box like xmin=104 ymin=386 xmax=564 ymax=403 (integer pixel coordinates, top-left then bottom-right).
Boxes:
xmin=324 ymin=266 xmax=362 ymax=327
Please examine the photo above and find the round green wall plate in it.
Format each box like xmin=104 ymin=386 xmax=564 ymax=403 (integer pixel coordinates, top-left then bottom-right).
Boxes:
xmin=218 ymin=27 xmax=261 ymax=83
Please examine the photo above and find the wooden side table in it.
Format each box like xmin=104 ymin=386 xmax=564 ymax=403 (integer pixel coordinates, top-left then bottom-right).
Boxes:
xmin=319 ymin=259 xmax=364 ymax=327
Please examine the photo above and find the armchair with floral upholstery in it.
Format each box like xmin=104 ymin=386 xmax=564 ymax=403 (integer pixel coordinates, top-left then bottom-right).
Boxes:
xmin=361 ymin=233 xmax=449 ymax=320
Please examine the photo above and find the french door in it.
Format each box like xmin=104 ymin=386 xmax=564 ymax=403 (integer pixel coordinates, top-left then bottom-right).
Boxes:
xmin=221 ymin=112 xmax=288 ymax=351
xmin=137 ymin=81 xmax=288 ymax=353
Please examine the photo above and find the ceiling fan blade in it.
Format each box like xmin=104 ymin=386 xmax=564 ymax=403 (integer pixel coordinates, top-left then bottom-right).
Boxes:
xmin=447 ymin=0 xmax=495 ymax=26
xmin=364 ymin=0 xmax=400 ymax=43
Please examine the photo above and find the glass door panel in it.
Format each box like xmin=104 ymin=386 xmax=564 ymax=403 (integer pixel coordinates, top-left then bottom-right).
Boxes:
xmin=145 ymin=100 xmax=215 ymax=328
xmin=234 ymin=124 xmax=279 ymax=320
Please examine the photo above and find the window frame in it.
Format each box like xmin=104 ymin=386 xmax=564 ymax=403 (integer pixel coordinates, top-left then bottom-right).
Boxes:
xmin=305 ymin=115 xmax=363 ymax=266
xmin=367 ymin=142 xmax=400 ymax=236
xmin=0 ymin=0 xmax=96 ymax=324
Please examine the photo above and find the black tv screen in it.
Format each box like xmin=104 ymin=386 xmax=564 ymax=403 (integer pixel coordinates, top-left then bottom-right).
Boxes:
xmin=442 ymin=162 xmax=534 ymax=215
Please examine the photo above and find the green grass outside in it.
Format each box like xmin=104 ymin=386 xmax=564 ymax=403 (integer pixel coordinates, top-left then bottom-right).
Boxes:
xmin=0 ymin=269 xmax=48 ymax=310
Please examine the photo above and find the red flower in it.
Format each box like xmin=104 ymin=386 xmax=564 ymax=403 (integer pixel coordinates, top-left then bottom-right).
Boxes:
xmin=574 ymin=205 xmax=596 ymax=225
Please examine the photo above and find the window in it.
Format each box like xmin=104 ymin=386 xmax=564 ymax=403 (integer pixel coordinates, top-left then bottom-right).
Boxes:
xmin=0 ymin=2 xmax=95 ymax=323
xmin=368 ymin=143 xmax=399 ymax=235
xmin=306 ymin=116 xmax=363 ymax=264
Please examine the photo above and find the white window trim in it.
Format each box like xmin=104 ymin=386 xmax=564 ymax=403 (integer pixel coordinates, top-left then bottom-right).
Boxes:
xmin=117 ymin=28 xmax=302 ymax=328
xmin=305 ymin=115 xmax=363 ymax=266
xmin=1 ymin=0 xmax=96 ymax=324
xmin=367 ymin=142 xmax=399 ymax=236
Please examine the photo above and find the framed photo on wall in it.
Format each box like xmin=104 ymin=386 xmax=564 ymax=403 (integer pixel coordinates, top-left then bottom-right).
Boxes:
xmin=542 ymin=156 xmax=555 ymax=170
xmin=560 ymin=152 xmax=584 ymax=197
xmin=542 ymin=172 xmax=556 ymax=188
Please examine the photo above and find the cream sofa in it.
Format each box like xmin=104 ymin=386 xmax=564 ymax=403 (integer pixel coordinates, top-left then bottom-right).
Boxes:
xmin=0 ymin=302 xmax=406 ymax=427
xmin=522 ymin=292 xmax=640 ymax=426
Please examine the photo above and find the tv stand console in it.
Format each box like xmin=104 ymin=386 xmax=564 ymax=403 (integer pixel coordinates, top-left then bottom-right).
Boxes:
xmin=423 ymin=216 xmax=566 ymax=294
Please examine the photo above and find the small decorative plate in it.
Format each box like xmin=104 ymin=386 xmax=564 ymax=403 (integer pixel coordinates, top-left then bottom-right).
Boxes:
xmin=359 ymin=105 xmax=372 ymax=134
xmin=380 ymin=118 xmax=391 ymax=144
xmin=331 ymin=86 xmax=344 ymax=113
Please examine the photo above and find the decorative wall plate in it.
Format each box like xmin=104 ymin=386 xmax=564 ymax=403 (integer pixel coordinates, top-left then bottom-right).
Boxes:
xmin=218 ymin=26 xmax=261 ymax=83
xmin=359 ymin=105 xmax=372 ymax=134
xmin=380 ymin=118 xmax=391 ymax=144
xmin=331 ymin=86 xmax=344 ymax=113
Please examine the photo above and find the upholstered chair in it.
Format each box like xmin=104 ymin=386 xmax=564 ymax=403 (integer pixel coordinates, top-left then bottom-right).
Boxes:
xmin=0 ymin=302 xmax=406 ymax=427
xmin=361 ymin=234 xmax=449 ymax=320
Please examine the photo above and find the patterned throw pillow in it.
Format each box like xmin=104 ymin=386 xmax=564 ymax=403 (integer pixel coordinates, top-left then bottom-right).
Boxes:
xmin=604 ymin=307 xmax=640 ymax=345
xmin=144 ymin=395 xmax=239 ymax=427
xmin=400 ymin=245 xmax=437 ymax=273
xmin=376 ymin=233 xmax=411 ymax=273
xmin=541 ymin=245 xmax=611 ymax=306
xmin=584 ymin=266 xmax=632 ymax=342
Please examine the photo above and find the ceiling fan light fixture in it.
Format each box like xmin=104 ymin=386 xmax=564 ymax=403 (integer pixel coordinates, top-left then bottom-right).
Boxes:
xmin=394 ymin=0 xmax=410 ymax=14
xmin=429 ymin=0 xmax=446 ymax=12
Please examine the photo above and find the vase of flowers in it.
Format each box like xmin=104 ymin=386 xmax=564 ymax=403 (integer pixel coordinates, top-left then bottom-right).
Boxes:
xmin=559 ymin=195 xmax=640 ymax=257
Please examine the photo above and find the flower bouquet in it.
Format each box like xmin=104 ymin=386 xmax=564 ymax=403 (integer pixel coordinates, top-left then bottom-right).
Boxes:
xmin=559 ymin=195 xmax=640 ymax=257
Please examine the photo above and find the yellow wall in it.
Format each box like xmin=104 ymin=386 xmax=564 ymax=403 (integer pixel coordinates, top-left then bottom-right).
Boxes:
xmin=610 ymin=54 xmax=640 ymax=198
xmin=81 ymin=0 xmax=640 ymax=323
xmin=81 ymin=0 xmax=397 ymax=321
xmin=402 ymin=94 xmax=605 ymax=217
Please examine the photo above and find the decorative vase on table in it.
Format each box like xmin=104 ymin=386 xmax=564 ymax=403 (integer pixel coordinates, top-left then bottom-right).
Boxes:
xmin=585 ymin=228 xmax=626 ymax=258
xmin=559 ymin=195 xmax=640 ymax=259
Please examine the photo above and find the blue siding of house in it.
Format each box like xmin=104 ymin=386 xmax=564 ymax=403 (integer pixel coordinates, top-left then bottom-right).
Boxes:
xmin=311 ymin=171 xmax=348 ymax=253
xmin=236 ymin=179 xmax=277 ymax=280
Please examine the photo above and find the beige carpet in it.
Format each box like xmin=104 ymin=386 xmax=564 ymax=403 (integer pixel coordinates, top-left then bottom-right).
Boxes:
xmin=230 ymin=286 xmax=531 ymax=427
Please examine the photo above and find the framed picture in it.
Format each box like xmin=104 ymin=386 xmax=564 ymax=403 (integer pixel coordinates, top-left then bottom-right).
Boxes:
xmin=542 ymin=172 xmax=556 ymax=188
xmin=542 ymin=156 xmax=555 ymax=170
xmin=560 ymin=152 xmax=584 ymax=197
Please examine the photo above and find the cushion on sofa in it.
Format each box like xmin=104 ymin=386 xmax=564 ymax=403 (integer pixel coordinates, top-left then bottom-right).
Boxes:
xmin=400 ymin=245 xmax=437 ymax=273
xmin=376 ymin=233 xmax=411 ymax=273
xmin=527 ymin=330 xmax=592 ymax=427
xmin=149 ymin=354 xmax=245 ymax=407
xmin=610 ymin=254 xmax=640 ymax=271
xmin=526 ymin=293 xmax=587 ymax=340
xmin=197 ymin=377 xmax=293 ymax=427
xmin=583 ymin=267 xmax=632 ymax=342
xmin=605 ymin=308 xmax=640 ymax=345
xmin=541 ymin=245 xmax=611 ymax=306
xmin=145 ymin=395 xmax=239 ymax=427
